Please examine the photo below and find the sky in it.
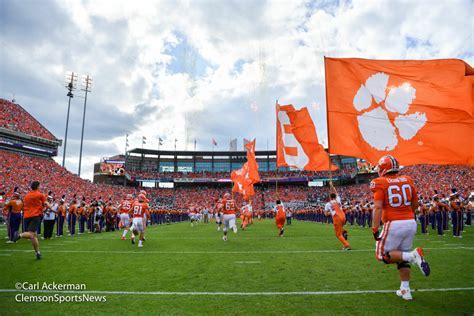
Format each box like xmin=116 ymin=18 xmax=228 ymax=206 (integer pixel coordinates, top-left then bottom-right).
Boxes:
xmin=0 ymin=0 xmax=473 ymax=180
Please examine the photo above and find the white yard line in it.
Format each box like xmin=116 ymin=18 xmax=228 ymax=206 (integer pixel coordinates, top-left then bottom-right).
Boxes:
xmin=235 ymin=261 xmax=261 ymax=264
xmin=0 ymin=287 xmax=473 ymax=296
xmin=0 ymin=247 xmax=470 ymax=255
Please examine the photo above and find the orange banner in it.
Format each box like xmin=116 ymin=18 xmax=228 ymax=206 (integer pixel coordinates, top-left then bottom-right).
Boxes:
xmin=325 ymin=57 xmax=474 ymax=166
xmin=276 ymin=103 xmax=337 ymax=171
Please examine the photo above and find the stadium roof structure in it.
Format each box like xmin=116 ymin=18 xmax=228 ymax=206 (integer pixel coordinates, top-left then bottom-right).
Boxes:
xmin=127 ymin=148 xmax=275 ymax=157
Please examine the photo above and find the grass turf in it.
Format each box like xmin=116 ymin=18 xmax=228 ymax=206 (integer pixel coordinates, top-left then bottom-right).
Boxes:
xmin=0 ymin=219 xmax=473 ymax=315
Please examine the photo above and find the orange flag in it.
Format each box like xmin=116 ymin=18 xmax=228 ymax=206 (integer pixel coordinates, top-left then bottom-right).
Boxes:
xmin=231 ymin=163 xmax=255 ymax=200
xmin=245 ymin=139 xmax=261 ymax=184
xmin=276 ymin=103 xmax=337 ymax=171
xmin=325 ymin=57 xmax=474 ymax=166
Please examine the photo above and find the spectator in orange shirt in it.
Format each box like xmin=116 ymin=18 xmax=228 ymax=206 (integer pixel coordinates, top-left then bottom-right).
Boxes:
xmin=13 ymin=181 xmax=50 ymax=259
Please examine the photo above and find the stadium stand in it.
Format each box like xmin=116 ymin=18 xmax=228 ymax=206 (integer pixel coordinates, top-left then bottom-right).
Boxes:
xmin=127 ymin=168 xmax=356 ymax=181
xmin=0 ymin=99 xmax=57 ymax=141
xmin=2 ymin=148 xmax=471 ymax=212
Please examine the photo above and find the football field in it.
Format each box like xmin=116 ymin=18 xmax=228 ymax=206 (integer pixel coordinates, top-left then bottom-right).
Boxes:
xmin=0 ymin=220 xmax=473 ymax=315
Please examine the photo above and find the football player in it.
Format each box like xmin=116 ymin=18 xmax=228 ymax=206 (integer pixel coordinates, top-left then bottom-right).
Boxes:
xmin=371 ymin=155 xmax=430 ymax=301
xmin=221 ymin=193 xmax=237 ymax=241
xmin=119 ymin=194 xmax=134 ymax=240
xmin=131 ymin=194 xmax=149 ymax=248
xmin=189 ymin=204 xmax=198 ymax=227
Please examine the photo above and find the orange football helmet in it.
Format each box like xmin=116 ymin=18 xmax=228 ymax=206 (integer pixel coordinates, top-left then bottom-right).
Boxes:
xmin=376 ymin=155 xmax=399 ymax=177
xmin=138 ymin=194 xmax=146 ymax=202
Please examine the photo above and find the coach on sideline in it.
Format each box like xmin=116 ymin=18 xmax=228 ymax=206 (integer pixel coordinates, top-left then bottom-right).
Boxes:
xmin=13 ymin=181 xmax=50 ymax=259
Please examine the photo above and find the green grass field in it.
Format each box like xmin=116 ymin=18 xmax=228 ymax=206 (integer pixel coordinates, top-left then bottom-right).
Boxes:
xmin=0 ymin=219 xmax=473 ymax=315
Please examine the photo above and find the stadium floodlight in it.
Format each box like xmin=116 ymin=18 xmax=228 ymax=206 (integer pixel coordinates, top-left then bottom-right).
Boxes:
xmin=78 ymin=74 xmax=92 ymax=177
xmin=62 ymin=71 xmax=78 ymax=167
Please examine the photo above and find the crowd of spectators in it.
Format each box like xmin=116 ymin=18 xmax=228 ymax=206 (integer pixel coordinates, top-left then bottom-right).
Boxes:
xmin=1 ymin=149 xmax=472 ymax=215
xmin=128 ymin=167 xmax=356 ymax=181
xmin=0 ymin=150 xmax=133 ymax=203
xmin=0 ymin=99 xmax=57 ymax=141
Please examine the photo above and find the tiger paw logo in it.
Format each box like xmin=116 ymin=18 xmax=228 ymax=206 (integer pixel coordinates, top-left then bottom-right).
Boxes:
xmin=353 ymin=72 xmax=427 ymax=151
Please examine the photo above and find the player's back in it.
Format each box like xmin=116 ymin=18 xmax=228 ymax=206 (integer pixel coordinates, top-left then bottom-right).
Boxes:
xmin=222 ymin=198 xmax=236 ymax=215
xmin=132 ymin=201 xmax=149 ymax=218
xmin=370 ymin=174 xmax=417 ymax=222
xmin=275 ymin=204 xmax=285 ymax=217
xmin=120 ymin=199 xmax=133 ymax=213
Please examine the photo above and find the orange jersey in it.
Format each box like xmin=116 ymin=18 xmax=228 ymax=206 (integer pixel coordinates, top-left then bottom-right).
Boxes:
xmin=4 ymin=198 xmax=23 ymax=213
xmin=131 ymin=201 xmax=149 ymax=218
xmin=370 ymin=174 xmax=417 ymax=222
xmin=275 ymin=205 xmax=286 ymax=218
xmin=23 ymin=190 xmax=46 ymax=219
xmin=119 ymin=199 xmax=133 ymax=214
xmin=221 ymin=199 xmax=237 ymax=215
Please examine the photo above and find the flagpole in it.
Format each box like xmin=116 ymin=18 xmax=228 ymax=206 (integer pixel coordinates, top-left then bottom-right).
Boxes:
xmin=275 ymin=99 xmax=280 ymax=198
xmin=323 ymin=57 xmax=333 ymax=188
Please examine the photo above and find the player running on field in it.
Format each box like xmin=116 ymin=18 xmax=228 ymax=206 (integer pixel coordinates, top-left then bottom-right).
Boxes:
xmin=130 ymin=194 xmax=150 ymax=248
xmin=189 ymin=204 xmax=198 ymax=227
xmin=221 ymin=193 xmax=238 ymax=241
xmin=119 ymin=194 xmax=134 ymax=240
xmin=325 ymin=184 xmax=351 ymax=250
xmin=274 ymin=200 xmax=286 ymax=237
xmin=371 ymin=155 xmax=430 ymax=301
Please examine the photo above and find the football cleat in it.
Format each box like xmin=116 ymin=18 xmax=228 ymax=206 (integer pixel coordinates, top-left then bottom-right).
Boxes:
xmin=222 ymin=235 xmax=228 ymax=241
xmin=36 ymin=252 xmax=42 ymax=260
xmin=138 ymin=243 xmax=143 ymax=248
xmin=396 ymin=288 xmax=412 ymax=301
xmin=131 ymin=237 xmax=135 ymax=244
xmin=121 ymin=236 xmax=125 ymax=240
xmin=412 ymin=247 xmax=430 ymax=277
xmin=233 ymin=226 xmax=238 ymax=234
xmin=342 ymin=246 xmax=351 ymax=251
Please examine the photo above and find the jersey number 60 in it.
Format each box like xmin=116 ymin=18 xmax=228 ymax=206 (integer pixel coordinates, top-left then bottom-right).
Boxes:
xmin=388 ymin=184 xmax=412 ymax=208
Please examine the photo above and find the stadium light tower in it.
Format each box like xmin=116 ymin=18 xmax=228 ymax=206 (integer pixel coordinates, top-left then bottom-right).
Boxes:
xmin=78 ymin=74 xmax=92 ymax=177
xmin=62 ymin=72 xmax=77 ymax=167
